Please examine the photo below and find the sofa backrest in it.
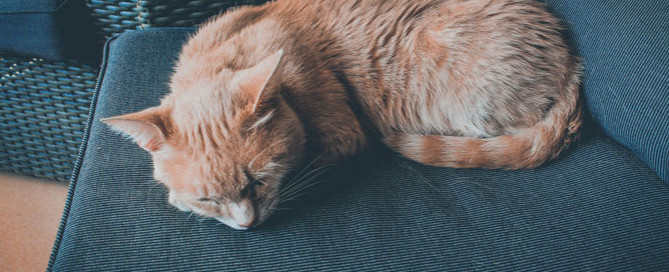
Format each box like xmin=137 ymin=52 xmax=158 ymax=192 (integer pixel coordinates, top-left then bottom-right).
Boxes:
xmin=0 ymin=0 xmax=98 ymax=60
xmin=85 ymin=0 xmax=269 ymax=38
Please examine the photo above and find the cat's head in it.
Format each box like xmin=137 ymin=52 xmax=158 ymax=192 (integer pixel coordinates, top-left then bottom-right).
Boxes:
xmin=102 ymin=50 xmax=306 ymax=230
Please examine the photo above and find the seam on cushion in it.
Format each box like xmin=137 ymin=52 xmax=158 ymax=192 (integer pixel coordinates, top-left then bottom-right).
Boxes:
xmin=46 ymin=32 xmax=119 ymax=272
xmin=125 ymin=26 xmax=197 ymax=33
xmin=0 ymin=0 xmax=69 ymax=15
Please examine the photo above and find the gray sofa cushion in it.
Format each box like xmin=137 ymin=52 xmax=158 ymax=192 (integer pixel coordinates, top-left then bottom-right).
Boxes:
xmin=48 ymin=27 xmax=669 ymax=271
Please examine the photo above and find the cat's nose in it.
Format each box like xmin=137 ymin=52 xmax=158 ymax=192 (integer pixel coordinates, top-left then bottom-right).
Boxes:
xmin=229 ymin=201 xmax=256 ymax=228
xmin=237 ymin=218 xmax=256 ymax=228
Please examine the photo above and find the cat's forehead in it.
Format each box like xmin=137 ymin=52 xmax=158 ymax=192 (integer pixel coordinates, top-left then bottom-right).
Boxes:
xmin=168 ymin=91 xmax=247 ymax=126
xmin=167 ymin=73 xmax=247 ymax=117
xmin=170 ymin=64 xmax=235 ymax=93
xmin=163 ymin=96 xmax=254 ymax=157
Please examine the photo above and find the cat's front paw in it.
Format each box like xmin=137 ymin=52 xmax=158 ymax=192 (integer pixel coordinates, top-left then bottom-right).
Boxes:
xmin=168 ymin=191 xmax=191 ymax=212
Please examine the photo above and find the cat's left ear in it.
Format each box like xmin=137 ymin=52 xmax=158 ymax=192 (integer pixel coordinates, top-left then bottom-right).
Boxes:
xmin=100 ymin=106 xmax=172 ymax=152
xmin=235 ymin=49 xmax=284 ymax=113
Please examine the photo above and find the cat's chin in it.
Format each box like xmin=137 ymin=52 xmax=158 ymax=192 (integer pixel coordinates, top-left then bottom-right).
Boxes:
xmin=216 ymin=217 xmax=250 ymax=230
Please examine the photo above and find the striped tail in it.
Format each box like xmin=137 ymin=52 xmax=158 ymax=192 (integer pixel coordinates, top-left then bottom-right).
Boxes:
xmin=384 ymin=75 xmax=583 ymax=170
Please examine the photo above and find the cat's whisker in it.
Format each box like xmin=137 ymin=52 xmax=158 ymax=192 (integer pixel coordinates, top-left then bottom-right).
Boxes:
xmin=279 ymin=187 xmax=321 ymax=204
xmin=280 ymin=162 xmax=334 ymax=194
xmin=279 ymin=169 xmax=324 ymax=196
xmin=248 ymin=141 xmax=282 ymax=169
xmin=185 ymin=211 xmax=211 ymax=223
xmin=276 ymin=167 xmax=315 ymax=196
xmin=270 ymin=206 xmax=289 ymax=212
xmin=280 ymin=193 xmax=309 ymax=203
xmin=279 ymin=164 xmax=334 ymax=196
xmin=256 ymin=178 xmax=267 ymax=186
xmin=281 ymin=171 xmax=328 ymax=198
xmin=280 ymin=186 xmax=322 ymax=203
xmin=280 ymin=173 xmax=331 ymax=201
xmin=279 ymin=171 xmax=332 ymax=201
xmin=283 ymin=153 xmax=326 ymax=185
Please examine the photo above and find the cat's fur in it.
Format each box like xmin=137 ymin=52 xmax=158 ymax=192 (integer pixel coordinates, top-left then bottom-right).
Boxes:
xmin=102 ymin=0 xmax=582 ymax=230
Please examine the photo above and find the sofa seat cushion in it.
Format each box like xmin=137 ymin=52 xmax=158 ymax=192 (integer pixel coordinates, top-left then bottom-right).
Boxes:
xmin=48 ymin=27 xmax=669 ymax=271
xmin=0 ymin=0 xmax=97 ymax=60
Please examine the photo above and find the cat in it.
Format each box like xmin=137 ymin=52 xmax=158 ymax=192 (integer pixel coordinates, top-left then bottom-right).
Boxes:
xmin=102 ymin=0 xmax=582 ymax=230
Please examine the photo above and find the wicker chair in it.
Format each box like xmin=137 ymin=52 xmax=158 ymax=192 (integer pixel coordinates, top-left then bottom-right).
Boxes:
xmin=0 ymin=0 xmax=267 ymax=182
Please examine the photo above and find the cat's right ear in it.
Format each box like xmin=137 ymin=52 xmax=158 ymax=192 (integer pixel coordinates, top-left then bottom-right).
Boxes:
xmin=100 ymin=106 xmax=172 ymax=152
xmin=234 ymin=49 xmax=284 ymax=113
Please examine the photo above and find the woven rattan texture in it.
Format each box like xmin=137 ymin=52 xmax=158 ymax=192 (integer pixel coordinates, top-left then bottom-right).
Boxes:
xmin=0 ymin=55 xmax=98 ymax=182
xmin=87 ymin=0 xmax=268 ymax=37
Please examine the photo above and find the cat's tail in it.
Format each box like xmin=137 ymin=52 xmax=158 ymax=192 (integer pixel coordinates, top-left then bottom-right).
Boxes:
xmin=383 ymin=73 xmax=583 ymax=170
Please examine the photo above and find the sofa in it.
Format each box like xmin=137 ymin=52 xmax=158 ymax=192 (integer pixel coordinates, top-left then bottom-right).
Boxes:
xmin=2 ymin=0 xmax=668 ymax=271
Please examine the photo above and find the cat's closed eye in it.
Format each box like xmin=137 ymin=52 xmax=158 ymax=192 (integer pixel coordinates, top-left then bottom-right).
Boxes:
xmin=240 ymin=170 xmax=266 ymax=198
xmin=244 ymin=170 xmax=266 ymax=187
xmin=198 ymin=198 xmax=221 ymax=204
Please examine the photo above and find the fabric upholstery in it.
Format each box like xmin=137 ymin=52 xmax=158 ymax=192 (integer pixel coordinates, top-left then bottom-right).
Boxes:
xmin=0 ymin=0 xmax=98 ymax=60
xmin=544 ymin=0 xmax=669 ymax=182
xmin=49 ymin=24 xmax=669 ymax=271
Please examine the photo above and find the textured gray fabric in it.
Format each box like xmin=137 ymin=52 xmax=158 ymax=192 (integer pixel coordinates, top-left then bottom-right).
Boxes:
xmin=543 ymin=0 xmax=669 ymax=181
xmin=48 ymin=27 xmax=669 ymax=272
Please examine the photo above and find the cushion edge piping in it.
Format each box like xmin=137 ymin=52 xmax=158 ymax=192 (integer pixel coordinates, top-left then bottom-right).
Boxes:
xmin=45 ymin=32 xmax=118 ymax=272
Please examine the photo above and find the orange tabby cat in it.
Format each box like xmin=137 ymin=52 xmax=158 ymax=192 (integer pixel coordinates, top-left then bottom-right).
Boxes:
xmin=102 ymin=0 xmax=582 ymax=230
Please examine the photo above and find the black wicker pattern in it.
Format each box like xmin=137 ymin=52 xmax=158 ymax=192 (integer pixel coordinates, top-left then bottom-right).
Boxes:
xmin=0 ymin=55 xmax=98 ymax=181
xmin=87 ymin=0 xmax=268 ymax=37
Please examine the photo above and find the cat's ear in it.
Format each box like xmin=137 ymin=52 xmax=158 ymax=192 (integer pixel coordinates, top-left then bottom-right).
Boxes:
xmin=100 ymin=106 xmax=172 ymax=152
xmin=235 ymin=49 xmax=284 ymax=113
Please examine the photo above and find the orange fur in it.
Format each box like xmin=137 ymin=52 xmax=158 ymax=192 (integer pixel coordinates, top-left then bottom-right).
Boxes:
xmin=102 ymin=0 xmax=582 ymax=229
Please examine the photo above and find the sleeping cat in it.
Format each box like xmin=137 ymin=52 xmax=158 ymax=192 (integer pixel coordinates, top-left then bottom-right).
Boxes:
xmin=102 ymin=0 xmax=582 ymax=230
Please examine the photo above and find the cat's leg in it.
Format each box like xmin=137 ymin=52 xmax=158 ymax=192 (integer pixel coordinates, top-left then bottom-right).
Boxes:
xmin=307 ymin=126 xmax=368 ymax=166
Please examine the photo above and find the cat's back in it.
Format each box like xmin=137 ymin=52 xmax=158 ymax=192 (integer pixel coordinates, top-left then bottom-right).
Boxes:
xmin=293 ymin=0 xmax=577 ymax=137
xmin=265 ymin=0 xmax=577 ymax=137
